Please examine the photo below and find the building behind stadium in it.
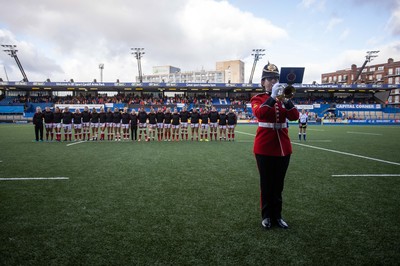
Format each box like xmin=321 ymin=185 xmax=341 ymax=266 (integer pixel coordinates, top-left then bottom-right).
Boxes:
xmin=321 ymin=58 xmax=400 ymax=105
xmin=141 ymin=60 xmax=244 ymax=84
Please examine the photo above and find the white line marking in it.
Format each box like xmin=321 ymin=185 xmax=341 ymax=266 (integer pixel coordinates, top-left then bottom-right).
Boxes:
xmin=347 ymin=131 xmax=382 ymax=136
xmin=235 ymin=131 xmax=400 ymax=166
xmin=293 ymin=142 xmax=400 ymax=166
xmin=66 ymin=141 xmax=86 ymax=146
xmin=332 ymin=174 xmax=400 ymax=177
xmin=0 ymin=177 xmax=69 ymax=181
xmin=235 ymin=130 xmax=256 ymax=137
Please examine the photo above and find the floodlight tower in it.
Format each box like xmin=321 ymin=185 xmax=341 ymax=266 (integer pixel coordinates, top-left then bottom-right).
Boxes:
xmin=352 ymin=50 xmax=380 ymax=84
xmin=249 ymin=49 xmax=265 ymax=84
xmin=1 ymin=44 xmax=29 ymax=82
xmin=99 ymin=63 xmax=104 ymax=82
xmin=131 ymin=48 xmax=145 ymax=83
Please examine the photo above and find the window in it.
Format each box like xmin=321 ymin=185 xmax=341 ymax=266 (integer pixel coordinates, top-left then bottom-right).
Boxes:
xmin=396 ymin=68 xmax=400 ymax=75
xmin=395 ymin=77 xmax=400 ymax=84
xmin=376 ymin=74 xmax=382 ymax=80
xmin=389 ymin=78 xmax=393 ymax=84
xmin=369 ymin=67 xmax=375 ymax=71
xmin=378 ymin=66 xmax=384 ymax=71
xmin=388 ymin=68 xmax=393 ymax=75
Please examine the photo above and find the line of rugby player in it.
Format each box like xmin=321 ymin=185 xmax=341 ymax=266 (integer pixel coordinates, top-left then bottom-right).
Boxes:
xmin=41 ymin=106 xmax=238 ymax=142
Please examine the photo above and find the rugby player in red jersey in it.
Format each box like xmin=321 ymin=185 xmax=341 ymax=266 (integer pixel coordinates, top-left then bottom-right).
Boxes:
xmin=171 ymin=108 xmax=180 ymax=141
xmin=43 ymin=106 xmax=54 ymax=141
xmin=121 ymin=107 xmax=131 ymax=140
xmin=98 ymin=107 xmax=107 ymax=141
xmin=53 ymin=107 xmax=62 ymax=142
xmin=227 ymin=108 xmax=237 ymax=141
xmin=105 ymin=108 xmax=114 ymax=140
xmin=113 ymin=107 xmax=122 ymax=141
xmin=148 ymin=108 xmax=157 ymax=141
xmin=179 ymin=106 xmax=190 ymax=140
xmin=61 ymin=107 xmax=73 ymax=141
xmin=190 ymin=108 xmax=201 ymax=141
xmin=209 ymin=106 xmax=219 ymax=141
xmin=200 ymin=108 xmax=210 ymax=141
xmin=81 ymin=106 xmax=91 ymax=140
xmin=163 ymin=108 xmax=172 ymax=141
xmin=73 ymin=108 xmax=83 ymax=141
xmin=156 ymin=107 xmax=165 ymax=141
xmin=218 ymin=108 xmax=228 ymax=141
xmin=138 ymin=107 xmax=149 ymax=141
xmin=90 ymin=107 xmax=100 ymax=141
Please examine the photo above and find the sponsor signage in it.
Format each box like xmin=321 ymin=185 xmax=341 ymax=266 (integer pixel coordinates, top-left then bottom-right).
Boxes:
xmin=336 ymin=104 xmax=381 ymax=109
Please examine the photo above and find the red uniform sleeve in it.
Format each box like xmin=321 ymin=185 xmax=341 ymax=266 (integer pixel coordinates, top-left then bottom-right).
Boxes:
xmin=251 ymin=94 xmax=276 ymax=121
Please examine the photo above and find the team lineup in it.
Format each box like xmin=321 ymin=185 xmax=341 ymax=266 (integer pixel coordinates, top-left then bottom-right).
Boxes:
xmin=33 ymin=106 xmax=238 ymax=142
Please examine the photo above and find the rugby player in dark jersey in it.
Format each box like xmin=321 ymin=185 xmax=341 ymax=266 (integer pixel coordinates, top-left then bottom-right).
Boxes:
xmin=227 ymin=108 xmax=238 ymax=141
xmin=209 ymin=106 xmax=219 ymax=141
xmin=163 ymin=108 xmax=172 ymax=141
xmin=148 ymin=108 xmax=157 ymax=141
xmin=43 ymin=106 xmax=54 ymax=141
xmin=138 ymin=107 xmax=149 ymax=141
xmin=121 ymin=107 xmax=131 ymax=140
xmin=98 ymin=107 xmax=107 ymax=141
xmin=81 ymin=106 xmax=91 ymax=140
xmin=171 ymin=108 xmax=181 ymax=141
xmin=156 ymin=107 xmax=165 ymax=141
xmin=190 ymin=108 xmax=201 ymax=141
xmin=91 ymin=108 xmax=100 ymax=141
xmin=61 ymin=107 xmax=73 ymax=141
xmin=200 ymin=108 xmax=210 ymax=141
xmin=218 ymin=108 xmax=228 ymax=141
xmin=180 ymin=106 xmax=190 ymax=140
xmin=53 ymin=107 xmax=62 ymax=142
xmin=105 ymin=108 xmax=114 ymax=140
xmin=130 ymin=109 xmax=138 ymax=141
xmin=73 ymin=108 xmax=83 ymax=141
xmin=113 ymin=107 xmax=122 ymax=141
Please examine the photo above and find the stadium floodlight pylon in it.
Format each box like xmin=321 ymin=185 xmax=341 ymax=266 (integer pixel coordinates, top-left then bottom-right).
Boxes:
xmin=249 ymin=49 xmax=265 ymax=84
xmin=352 ymin=50 xmax=380 ymax=84
xmin=1 ymin=44 xmax=29 ymax=82
xmin=131 ymin=48 xmax=145 ymax=83
xmin=99 ymin=63 xmax=104 ymax=82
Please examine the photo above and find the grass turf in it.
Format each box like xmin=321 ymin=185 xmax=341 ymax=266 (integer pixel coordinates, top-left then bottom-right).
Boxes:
xmin=0 ymin=124 xmax=399 ymax=265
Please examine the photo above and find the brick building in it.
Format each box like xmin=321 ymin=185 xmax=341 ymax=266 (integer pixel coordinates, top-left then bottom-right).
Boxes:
xmin=321 ymin=58 xmax=400 ymax=105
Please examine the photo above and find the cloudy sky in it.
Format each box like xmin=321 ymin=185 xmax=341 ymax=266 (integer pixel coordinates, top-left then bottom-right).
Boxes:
xmin=0 ymin=0 xmax=399 ymax=84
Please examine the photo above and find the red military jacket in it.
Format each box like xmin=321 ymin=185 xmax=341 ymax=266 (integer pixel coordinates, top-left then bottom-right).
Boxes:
xmin=251 ymin=92 xmax=299 ymax=156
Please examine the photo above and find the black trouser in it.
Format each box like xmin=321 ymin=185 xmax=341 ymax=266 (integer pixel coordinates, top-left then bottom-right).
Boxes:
xmin=34 ymin=124 xmax=44 ymax=141
xmin=131 ymin=125 xmax=137 ymax=140
xmin=255 ymin=154 xmax=291 ymax=220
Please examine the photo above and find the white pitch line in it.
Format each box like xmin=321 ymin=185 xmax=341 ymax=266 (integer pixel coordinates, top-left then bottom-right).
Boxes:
xmin=235 ymin=131 xmax=400 ymax=166
xmin=347 ymin=131 xmax=382 ymax=136
xmin=66 ymin=141 xmax=86 ymax=147
xmin=235 ymin=130 xmax=256 ymax=137
xmin=0 ymin=177 xmax=69 ymax=181
xmin=332 ymin=174 xmax=400 ymax=177
xmin=293 ymin=142 xmax=400 ymax=166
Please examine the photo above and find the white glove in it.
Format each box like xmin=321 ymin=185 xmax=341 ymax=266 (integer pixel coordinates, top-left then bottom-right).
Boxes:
xmin=271 ymin=83 xmax=284 ymax=99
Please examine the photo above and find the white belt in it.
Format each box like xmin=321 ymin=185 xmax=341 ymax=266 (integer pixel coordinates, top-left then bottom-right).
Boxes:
xmin=258 ymin=122 xmax=287 ymax=129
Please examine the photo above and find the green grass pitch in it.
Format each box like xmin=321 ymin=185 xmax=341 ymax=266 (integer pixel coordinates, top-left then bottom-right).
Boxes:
xmin=1 ymin=124 xmax=399 ymax=265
